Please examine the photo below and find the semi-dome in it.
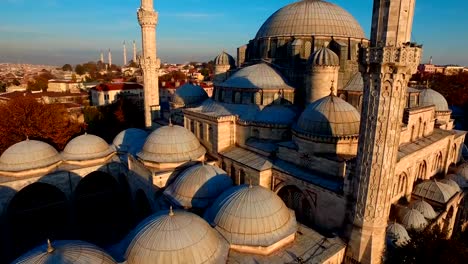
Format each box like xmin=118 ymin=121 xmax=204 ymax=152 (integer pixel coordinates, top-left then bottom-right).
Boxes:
xmin=447 ymin=173 xmax=467 ymax=189
xmin=255 ymin=0 xmax=365 ymax=39
xmin=218 ymin=63 xmax=295 ymax=90
xmin=214 ymin=51 xmax=236 ymax=67
xmin=164 ymin=164 xmax=233 ymax=209
xmin=138 ymin=125 xmax=206 ymax=164
xmin=440 ymin=179 xmax=462 ymax=193
xmin=254 ymin=105 xmax=297 ymax=125
xmin=62 ymin=133 xmax=114 ymax=161
xmin=386 ymin=222 xmax=410 ymax=247
xmin=126 ymin=210 xmax=229 ymax=264
xmin=173 ymin=83 xmax=208 ymax=107
xmin=419 ymin=88 xmax=449 ymax=112
xmin=409 ymin=199 xmax=437 ymax=220
xmin=399 ymin=208 xmax=428 ymax=231
xmin=113 ymin=128 xmax=148 ymax=156
xmin=205 ymin=185 xmax=297 ymax=247
xmin=308 ymin=47 xmax=340 ymax=66
xmin=295 ymin=94 xmax=360 ymax=138
xmin=456 ymin=163 xmax=468 ymax=181
xmin=0 ymin=140 xmax=60 ymax=172
xmin=13 ymin=240 xmax=116 ymax=264
xmin=413 ymin=180 xmax=457 ymax=204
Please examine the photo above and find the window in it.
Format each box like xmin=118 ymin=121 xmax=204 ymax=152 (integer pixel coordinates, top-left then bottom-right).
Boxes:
xmin=199 ymin=122 xmax=204 ymax=140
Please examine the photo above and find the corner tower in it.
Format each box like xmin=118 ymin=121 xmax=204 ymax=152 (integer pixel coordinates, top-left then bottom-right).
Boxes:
xmin=346 ymin=1 xmax=421 ymax=263
xmin=138 ymin=0 xmax=161 ymax=128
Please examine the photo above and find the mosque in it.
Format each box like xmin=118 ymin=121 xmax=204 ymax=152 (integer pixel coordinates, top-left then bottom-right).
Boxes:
xmin=0 ymin=0 xmax=467 ymax=264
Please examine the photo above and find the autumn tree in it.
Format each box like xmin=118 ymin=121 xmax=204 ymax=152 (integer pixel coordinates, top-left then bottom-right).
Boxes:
xmin=27 ymin=71 xmax=56 ymax=92
xmin=0 ymin=82 xmax=6 ymax=93
xmin=62 ymin=64 xmax=73 ymax=71
xmin=0 ymin=96 xmax=83 ymax=153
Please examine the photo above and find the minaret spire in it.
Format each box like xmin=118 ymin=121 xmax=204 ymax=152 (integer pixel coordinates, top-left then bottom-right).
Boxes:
xmin=138 ymin=0 xmax=161 ymax=128
xmin=133 ymin=40 xmax=137 ymax=63
xmin=100 ymin=51 xmax=104 ymax=63
xmin=108 ymin=49 xmax=112 ymax=68
xmin=123 ymin=41 xmax=127 ymax=66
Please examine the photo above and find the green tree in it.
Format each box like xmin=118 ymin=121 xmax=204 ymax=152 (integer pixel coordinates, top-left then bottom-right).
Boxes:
xmin=75 ymin=64 xmax=86 ymax=75
xmin=62 ymin=64 xmax=73 ymax=71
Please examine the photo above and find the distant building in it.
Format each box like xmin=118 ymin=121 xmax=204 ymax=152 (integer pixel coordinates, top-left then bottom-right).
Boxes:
xmin=90 ymin=82 xmax=143 ymax=106
xmin=48 ymin=80 xmax=83 ymax=93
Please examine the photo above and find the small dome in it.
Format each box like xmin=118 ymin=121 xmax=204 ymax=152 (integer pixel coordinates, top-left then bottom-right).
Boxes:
xmin=214 ymin=51 xmax=236 ymax=67
xmin=342 ymin=72 xmax=364 ymax=92
xmin=447 ymin=173 xmax=467 ymax=189
xmin=173 ymin=83 xmax=208 ymax=107
xmin=308 ymin=47 xmax=339 ymax=66
xmin=255 ymin=0 xmax=365 ymax=39
xmin=205 ymin=185 xmax=297 ymax=247
xmin=413 ymin=180 xmax=457 ymax=204
xmin=138 ymin=125 xmax=206 ymax=164
xmin=219 ymin=63 xmax=295 ymax=90
xmin=62 ymin=134 xmax=114 ymax=161
xmin=295 ymin=95 xmax=360 ymax=138
xmin=456 ymin=163 xmax=468 ymax=181
xmin=387 ymin=222 xmax=410 ymax=247
xmin=164 ymin=164 xmax=233 ymax=209
xmin=113 ymin=128 xmax=148 ymax=156
xmin=254 ymin=105 xmax=297 ymax=125
xmin=409 ymin=199 xmax=437 ymax=220
xmin=13 ymin=240 xmax=116 ymax=264
xmin=440 ymin=179 xmax=462 ymax=193
xmin=419 ymin=88 xmax=449 ymax=112
xmin=0 ymin=140 xmax=60 ymax=172
xmin=399 ymin=208 xmax=428 ymax=231
xmin=126 ymin=210 xmax=229 ymax=264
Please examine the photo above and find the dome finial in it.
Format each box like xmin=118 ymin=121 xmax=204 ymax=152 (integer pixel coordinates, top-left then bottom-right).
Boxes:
xmin=169 ymin=206 xmax=174 ymax=216
xmin=47 ymin=239 xmax=54 ymax=254
xmin=26 ymin=135 xmax=29 ymax=141
xmin=169 ymin=117 xmax=173 ymax=127
xmin=330 ymin=80 xmax=336 ymax=96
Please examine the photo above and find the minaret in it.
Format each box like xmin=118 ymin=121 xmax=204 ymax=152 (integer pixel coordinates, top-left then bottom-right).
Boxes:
xmin=100 ymin=51 xmax=104 ymax=63
xmin=346 ymin=1 xmax=421 ymax=263
xmin=133 ymin=40 xmax=137 ymax=63
xmin=108 ymin=49 xmax=112 ymax=67
xmin=138 ymin=0 xmax=161 ymax=128
xmin=123 ymin=41 xmax=127 ymax=66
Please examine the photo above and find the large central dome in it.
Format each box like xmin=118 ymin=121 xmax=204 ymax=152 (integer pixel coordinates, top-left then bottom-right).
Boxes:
xmin=256 ymin=0 xmax=365 ymax=39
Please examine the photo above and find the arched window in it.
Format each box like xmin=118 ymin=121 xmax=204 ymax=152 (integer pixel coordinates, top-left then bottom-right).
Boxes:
xmin=208 ymin=125 xmax=214 ymax=142
xmin=411 ymin=125 xmax=415 ymax=141
xmin=400 ymin=173 xmax=408 ymax=194
xmin=230 ymin=165 xmax=236 ymax=181
xmin=198 ymin=122 xmax=204 ymax=140
xmin=253 ymin=129 xmax=260 ymax=138
xmin=234 ymin=92 xmax=241 ymax=104
xmin=239 ymin=169 xmax=246 ymax=185
xmin=190 ymin=120 xmax=195 ymax=133
xmin=221 ymin=162 xmax=226 ymax=171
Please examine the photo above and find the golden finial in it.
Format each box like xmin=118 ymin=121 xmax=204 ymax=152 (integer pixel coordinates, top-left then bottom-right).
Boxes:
xmin=47 ymin=239 xmax=54 ymax=254
xmin=169 ymin=206 xmax=174 ymax=216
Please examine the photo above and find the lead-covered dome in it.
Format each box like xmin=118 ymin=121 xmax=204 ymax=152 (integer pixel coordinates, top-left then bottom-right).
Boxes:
xmin=138 ymin=125 xmax=206 ymax=164
xmin=295 ymin=95 xmax=360 ymax=138
xmin=173 ymin=83 xmax=208 ymax=107
xmin=419 ymin=88 xmax=449 ymax=112
xmin=399 ymin=208 xmax=428 ymax=231
xmin=0 ymin=140 xmax=60 ymax=172
xmin=456 ymin=163 xmax=468 ymax=181
xmin=413 ymin=180 xmax=457 ymax=204
xmin=255 ymin=0 xmax=365 ymax=39
xmin=409 ymin=199 xmax=437 ymax=220
xmin=447 ymin=173 xmax=467 ymax=189
xmin=205 ymin=185 xmax=297 ymax=247
xmin=13 ymin=240 xmax=116 ymax=264
xmin=254 ymin=105 xmax=297 ymax=125
xmin=164 ymin=164 xmax=233 ymax=209
xmin=308 ymin=47 xmax=340 ymax=66
xmin=62 ymin=134 xmax=114 ymax=161
xmin=214 ymin=51 xmax=236 ymax=67
xmin=386 ymin=222 xmax=410 ymax=247
xmin=113 ymin=128 xmax=148 ymax=156
xmin=126 ymin=210 xmax=229 ymax=264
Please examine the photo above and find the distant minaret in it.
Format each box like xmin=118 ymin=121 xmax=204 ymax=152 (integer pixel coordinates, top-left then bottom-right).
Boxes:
xmin=138 ymin=0 xmax=161 ymax=127
xmin=100 ymin=51 xmax=104 ymax=63
xmin=123 ymin=41 xmax=127 ymax=66
xmin=108 ymin=49 xmax=112 ymax=67
xmin=429 ymin=56 xmax=433 ymax=65
xmin=133 ymin=40 xmax=137 ymax=63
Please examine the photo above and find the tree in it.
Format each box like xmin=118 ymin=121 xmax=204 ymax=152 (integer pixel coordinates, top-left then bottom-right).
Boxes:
xmin=75 ymin=64 xmax=86 ymax=75
xmin=62 ymin=64 xmax=73 ymax=71
xmin=12 ymin=79 xmax=21 ymax=86
xmin=0 ymin=82 xmax=6 ymax=93
xmin=0 ymin=96 xmax=83 ymax=153
xmin=27 ymin=72 xmax=55 ymax=92
xmin=128 ymin=60 xmax=138 ymax=68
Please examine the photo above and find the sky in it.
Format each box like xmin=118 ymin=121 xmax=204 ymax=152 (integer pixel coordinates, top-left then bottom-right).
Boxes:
xmin=0 ymin=0 xmax=467 ymax=66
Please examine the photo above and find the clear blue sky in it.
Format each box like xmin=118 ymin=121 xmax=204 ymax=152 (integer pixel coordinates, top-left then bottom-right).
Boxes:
xmin=0 ymin=0 xmax=466 ymax=66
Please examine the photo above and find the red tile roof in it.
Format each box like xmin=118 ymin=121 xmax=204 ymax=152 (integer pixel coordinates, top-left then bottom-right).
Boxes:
xmin=92 ymin=82 xmax=143 ymax=92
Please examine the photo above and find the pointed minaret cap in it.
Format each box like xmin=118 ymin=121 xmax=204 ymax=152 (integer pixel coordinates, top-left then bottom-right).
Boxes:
xmin=47 ymin=239 xmax=55 ymax=254
xmin=169 ymin=206 xmax=174 ymax=216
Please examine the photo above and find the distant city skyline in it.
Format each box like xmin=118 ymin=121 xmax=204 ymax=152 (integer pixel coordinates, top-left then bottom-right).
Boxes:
xmin=0 ymin=0 xmax=467 ymax=66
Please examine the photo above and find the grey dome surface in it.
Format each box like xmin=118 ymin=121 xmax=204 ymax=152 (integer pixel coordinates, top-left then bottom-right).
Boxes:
xmin=295 ymin=95 xmax=360 ymax=138
xmin=413 ymin=180 xmax=457 ymax=204
xmin=447 ymin=173 xmax=467 ymax=189
xmin=138 ymin=125 xmax=206 ymax=164
xmin=164 ymin=164 xmax=233 ymax=209
xmin=173 ymin=83 xmax=208 ymax=106
xmin=254 ymin=105 xmax=297 ymax=125
xmin=214 ymin=51 xmax=236 ymax=67
xmin=386 ymin=222 xmax=410 ymax=247
xmin=0 ymin=140 xmax=60 ymax=172
xmin=62 ymin=134 xmax=114 ymax=161
xmin=308 ymin=47 xmax=339 ymax=66
xmin=218 ymin=63 xmax=295 ymax=90
xmin=342 ymin=72 xmax=364 ymax=91
xmin=456 ymin=163 xmax=468 ymax=181
xmin=255 ymin=0 xmax=365 ymax=39
xmin=13 ymin=240 xmax=116 ymax=264
xmin=205 ymin=185 xmax=297 ymax=247
xmin=419 ymin=88 xmax=449 ymax=111
xmin=112 ymin=128 xmax=148 ymax=156
xmin=440 ymin=179 xmax=462 ymax=193
xmin=409 ymin=199 xmax=437 ymax=220
xmin=399 ymin=208 xmax=428 ymax=231
xmin=126 ymin=210 xmax=229 ymax=264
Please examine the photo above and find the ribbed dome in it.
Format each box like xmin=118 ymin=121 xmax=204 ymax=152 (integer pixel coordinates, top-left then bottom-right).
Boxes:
xmin=13 ymin=240 xmax=116 ymax=264
xmin=399 ymin=208 xmax=428 ymax=231
xmin=173 ymin=83 xmax=208 ymax=106
xmin=138 ymin=125 xmax=206 ymax=164
xmin=218 ymin=63 xmax=295 ymax=90
xmin=342 ymin=72 xmax=364 ymax=92
xmin=255 ymin=0 xmax=365 ymax=39
xmin=295 ymin=95 xmax=360 ymax=138
xmin=62 ymin=134 xmax=114 ymax=161
xmin=413 ymin=180 xmax=457 ymax=204
xmin=113 ymin=128 xmax=148 ymax=155
xmin=456 ymin=163 xmax=468 ymax=181
xmin=126 ymin=210 xmax=229 ymax=264
xmin=0 ymin=140 xmax=60 ymax=172
xmin=308 ymin=47 xmax=339 ymax=66
xmin=254 ymin=105 xmax=297 ymax=125
xmin=447 ymin=173 xmax=467 ymax=189
xmin=214 ymin=51 xmax=235 ymax=67
xmin=409 ymin=199 xmax=437 ymax=220
xmin=164 ymin=164 xmax=233 ymax=209
xmin=386 ymin=222 xmax=410 ymax=247
xmin=205 ymin=185 xmax=297 ymax=247
xmin=419 ymin=88 xmax=449 ymax=112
